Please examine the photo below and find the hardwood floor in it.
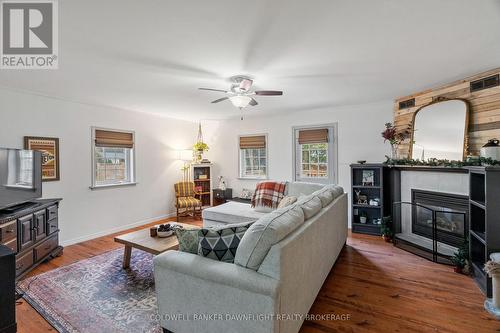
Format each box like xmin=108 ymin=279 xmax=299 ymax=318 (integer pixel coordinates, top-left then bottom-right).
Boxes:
xmin=16 ymin=218 xmax=498 ymax=333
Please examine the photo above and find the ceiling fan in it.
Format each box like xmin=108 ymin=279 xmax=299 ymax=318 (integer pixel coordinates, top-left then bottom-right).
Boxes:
xmin=199 ymin=75 xmax=283 ymax=109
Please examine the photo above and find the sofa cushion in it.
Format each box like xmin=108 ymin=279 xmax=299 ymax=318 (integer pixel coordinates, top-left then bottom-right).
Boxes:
xmin=198 ymin=222 xmax=253 ymax=263
xmin=202 ymin=201 xmax=266 ymax=224
xmin=286 ymin=182 xmax=324 ymax=197
xmin=235 ymin=204 xmax=305 ymax=270
xmin=297 ymin=194 xmax=323 ymax=219
xmin=277 ymin=195 xmax=297 ymax=209
xmin=174 ymin=226 xmax=200 ymax=254
xmin=329 ymin=185 xmax=344 ymax=200
xmin=311 ymin=188 xmax=333 ymax=207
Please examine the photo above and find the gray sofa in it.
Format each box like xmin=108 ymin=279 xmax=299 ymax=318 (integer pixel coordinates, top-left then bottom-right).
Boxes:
xmin=154 ymin=182 xmax=347 ymax=333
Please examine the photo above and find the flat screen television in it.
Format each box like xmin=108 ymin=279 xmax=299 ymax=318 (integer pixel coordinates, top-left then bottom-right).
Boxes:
xmin=0 ymin=148 xmax=42 ymax=211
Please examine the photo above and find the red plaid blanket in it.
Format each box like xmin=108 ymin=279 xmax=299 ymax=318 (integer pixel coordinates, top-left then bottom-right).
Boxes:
xmin=251 ymin=181 xmax=287 ymax=209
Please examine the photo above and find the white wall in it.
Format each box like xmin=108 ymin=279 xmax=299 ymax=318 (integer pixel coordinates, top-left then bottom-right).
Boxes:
xmin=208 ymin=101 xmax=393 ymax=226
xmin=0 ymin=89 xmax=197 ymax=245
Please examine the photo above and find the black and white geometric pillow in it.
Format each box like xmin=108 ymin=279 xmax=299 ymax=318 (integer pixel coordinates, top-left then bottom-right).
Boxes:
xmin=198 ymin=222 xmax=253 ymax=263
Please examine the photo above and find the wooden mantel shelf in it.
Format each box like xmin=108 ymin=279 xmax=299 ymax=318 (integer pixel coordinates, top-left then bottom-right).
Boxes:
xmin=385 ymin=165 xmax=469 ymax=173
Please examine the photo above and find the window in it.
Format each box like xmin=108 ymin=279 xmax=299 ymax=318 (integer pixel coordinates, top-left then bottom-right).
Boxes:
xmin=92 ymin=128 xmax=135 ymax=188
xmin=239 ymin=135 xmax=267 ymax=179
xmin=300 ymin=143 xmax=328 ymax=178
xmin=294 ymin=126 xmax=337 ymax=184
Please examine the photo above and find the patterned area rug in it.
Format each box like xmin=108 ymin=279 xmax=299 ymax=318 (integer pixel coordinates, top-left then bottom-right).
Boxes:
xmin=17 ymin=248 xmax=162 ymax=333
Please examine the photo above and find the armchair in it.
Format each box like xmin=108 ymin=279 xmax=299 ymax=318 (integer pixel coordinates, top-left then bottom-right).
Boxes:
xmin=174 ymin=181 xmax=202 ymax=221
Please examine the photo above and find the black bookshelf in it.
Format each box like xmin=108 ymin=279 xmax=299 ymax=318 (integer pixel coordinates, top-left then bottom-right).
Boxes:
xmin=350 ymin=164 xmax=391 ymax=235
xmin=467 ymin=166 xmax=500 ymax=297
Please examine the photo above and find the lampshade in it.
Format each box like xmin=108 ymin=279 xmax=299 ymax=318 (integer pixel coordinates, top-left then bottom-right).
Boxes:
xmin=177 ymin=149 xmax=193 ymax=161
xmin=229 ymin=95 xmax=252 ymax=108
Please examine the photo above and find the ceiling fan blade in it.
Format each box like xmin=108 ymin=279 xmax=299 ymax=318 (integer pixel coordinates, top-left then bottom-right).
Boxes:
xmin=199 ymin=88 xmax=228 ymax=93
xmin=211 ymin=97 xmax=229 ymax=104
xmin=254 ymin=90 xmax=283 ymax=96
xmin=249 ymin=98 xmax=258 ymax=106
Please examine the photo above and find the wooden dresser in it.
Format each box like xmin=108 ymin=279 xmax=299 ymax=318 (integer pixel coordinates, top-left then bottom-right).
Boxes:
xmin=0 ymin=199 xmax=63 ymax=279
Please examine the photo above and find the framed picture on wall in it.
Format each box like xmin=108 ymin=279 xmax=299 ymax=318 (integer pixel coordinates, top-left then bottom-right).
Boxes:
xmin=24 ymin=136 xmax=60 ymax=181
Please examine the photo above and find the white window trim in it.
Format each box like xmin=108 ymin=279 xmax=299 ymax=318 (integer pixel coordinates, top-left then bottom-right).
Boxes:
xmin=292 ymin=123 xmax=338 ymax=184
xmin=237 ymin=133 xmax=269 ymax=180
xmin=90 ymin=126 xmax=137 ymax=190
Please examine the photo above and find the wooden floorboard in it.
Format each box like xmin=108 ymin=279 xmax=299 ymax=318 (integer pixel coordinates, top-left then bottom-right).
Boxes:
xmin=15 ymin=217 xmax=499 ymax=332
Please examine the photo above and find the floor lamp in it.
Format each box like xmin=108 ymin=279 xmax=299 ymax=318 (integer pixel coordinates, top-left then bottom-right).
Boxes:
xmin=177 ymin=149 xmax=193 ymax=182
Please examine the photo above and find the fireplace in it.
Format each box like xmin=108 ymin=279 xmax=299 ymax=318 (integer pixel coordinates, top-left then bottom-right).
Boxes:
xmin=411 ymin=190 xmax=468 ymax=248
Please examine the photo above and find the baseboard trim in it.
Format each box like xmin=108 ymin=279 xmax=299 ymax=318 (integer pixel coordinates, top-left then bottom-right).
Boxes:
xmin=60 ymin=211 xmax=176 ymax=246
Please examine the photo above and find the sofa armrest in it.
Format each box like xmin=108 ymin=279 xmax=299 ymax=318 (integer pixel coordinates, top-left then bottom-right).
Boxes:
xmin=154 ymin=250 xmax=279 ymax=297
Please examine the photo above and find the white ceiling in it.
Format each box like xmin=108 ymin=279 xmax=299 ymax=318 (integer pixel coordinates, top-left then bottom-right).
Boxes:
xmin=1 ymin=0 xmax=500 ymax=121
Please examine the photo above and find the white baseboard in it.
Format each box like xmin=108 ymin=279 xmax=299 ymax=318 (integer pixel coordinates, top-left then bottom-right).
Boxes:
xmin=60 ymin=211 xmax=176 ymax=246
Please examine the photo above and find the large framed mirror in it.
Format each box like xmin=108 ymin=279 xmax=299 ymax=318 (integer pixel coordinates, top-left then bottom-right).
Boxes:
xmin=410 ymin=99 xmax=469 ymax=161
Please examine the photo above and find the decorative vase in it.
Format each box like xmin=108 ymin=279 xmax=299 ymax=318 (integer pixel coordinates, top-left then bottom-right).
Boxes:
xmin=360 ymin=216 xmax=367 ymax=224
xmin=391 ymin=144 xmax=399 ymax=160
xmin=453 ymin=266 xmax=463 ymax=274
xmin=382 ymin=235 xmax=391 ymax=243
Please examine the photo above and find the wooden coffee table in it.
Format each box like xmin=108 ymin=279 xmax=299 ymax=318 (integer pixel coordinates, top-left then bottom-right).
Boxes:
xmin=114 ymin=223 xmax=196 ymax=268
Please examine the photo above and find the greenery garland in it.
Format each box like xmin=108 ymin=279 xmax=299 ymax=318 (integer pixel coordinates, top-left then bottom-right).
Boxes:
xmin=383 ymin=156 xmax=500 ymax=167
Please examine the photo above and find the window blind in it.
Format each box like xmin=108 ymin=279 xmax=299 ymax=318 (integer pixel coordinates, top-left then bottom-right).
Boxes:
xmin=298 ymin=128 xmax=329 ymax=144
xmin=239 ymin=135 xmax=266 ymax=149
xmin=95 ymin=129 xmax=134 ymax=148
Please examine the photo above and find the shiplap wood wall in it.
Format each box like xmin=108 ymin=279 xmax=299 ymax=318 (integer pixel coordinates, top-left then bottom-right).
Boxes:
xmin=394 ymin=68 xmax=500 ymax=158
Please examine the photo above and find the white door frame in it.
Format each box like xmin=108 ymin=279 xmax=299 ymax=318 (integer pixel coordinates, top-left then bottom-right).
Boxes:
xmin=292 ymin=123 xmax=338 ymax=184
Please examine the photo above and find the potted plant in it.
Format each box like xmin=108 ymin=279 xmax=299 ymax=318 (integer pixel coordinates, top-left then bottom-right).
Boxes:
xmin=193 ymin=141 xmax=209 ymax=163
xmin=381 ymin=216 xmax=393 ymax=242
xmin=359 ymin=211 xmax=368 ymax=224
xmin=451 ymin=240 xmax=469 ymax=274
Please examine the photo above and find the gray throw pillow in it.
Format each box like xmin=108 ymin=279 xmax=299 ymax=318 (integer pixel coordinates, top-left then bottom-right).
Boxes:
xmin=198 ymin=222 xmax=253 ymax=263
xmin=174 ymin=226 xmax=200 ymax=254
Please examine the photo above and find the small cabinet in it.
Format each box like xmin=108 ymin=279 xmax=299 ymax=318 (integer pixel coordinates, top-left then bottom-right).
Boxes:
xmin=213 ymin=188 xmax=232 ymax=207
xmin=18 ymin=214 xmax=34 ymax=251
xmin=34 ymin=210 xmax=47 ymax=241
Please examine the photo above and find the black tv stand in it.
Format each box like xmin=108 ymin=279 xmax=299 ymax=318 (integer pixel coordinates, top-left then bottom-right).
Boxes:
xmin=0 ymin=198 xmax=63 ymax=280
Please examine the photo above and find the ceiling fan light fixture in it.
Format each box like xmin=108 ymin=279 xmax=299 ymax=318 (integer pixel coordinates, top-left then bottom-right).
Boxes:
xmin=229 ymin=95 xmax=252 ymax=108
